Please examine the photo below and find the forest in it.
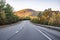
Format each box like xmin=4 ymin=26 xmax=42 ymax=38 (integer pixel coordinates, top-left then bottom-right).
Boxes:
xmin=31 ymin=8 xmax=60 ymax=27
xmin=0 ymin=0 xmax=19 ymax=25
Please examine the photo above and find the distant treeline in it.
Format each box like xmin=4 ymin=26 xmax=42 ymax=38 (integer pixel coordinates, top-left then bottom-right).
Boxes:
xmin=0 ymin=0 xmax=19 ymax=25
xmin=31 ymin=8 xmax=60 ymax=27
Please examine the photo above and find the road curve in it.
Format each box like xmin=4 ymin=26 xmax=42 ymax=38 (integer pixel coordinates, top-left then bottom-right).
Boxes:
xmin=0 ymin=20 xmax=60 ymax=40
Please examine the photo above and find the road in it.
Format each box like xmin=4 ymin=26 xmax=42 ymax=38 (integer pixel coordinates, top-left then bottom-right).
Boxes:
xmin=0 ymin=20 xmax=60 ymax=40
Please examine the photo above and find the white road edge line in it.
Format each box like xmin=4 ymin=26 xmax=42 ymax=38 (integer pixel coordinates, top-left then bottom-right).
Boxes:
xmin=35 ymin=28 xmax=52 ymax=40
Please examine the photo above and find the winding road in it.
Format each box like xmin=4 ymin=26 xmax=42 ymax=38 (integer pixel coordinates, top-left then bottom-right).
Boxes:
xmin=0 ymin=20 xmax=60 ymax=40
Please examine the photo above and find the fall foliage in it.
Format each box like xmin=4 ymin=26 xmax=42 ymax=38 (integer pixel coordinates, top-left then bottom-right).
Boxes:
xmin=31 ymin=8 xmax=60 ymax=27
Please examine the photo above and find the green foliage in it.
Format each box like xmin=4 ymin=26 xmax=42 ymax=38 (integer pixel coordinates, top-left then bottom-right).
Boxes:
xmin=0 ymin=0 xmax=19 ymax=25
xmin=38 ymin=12 xmax=42 ymax=17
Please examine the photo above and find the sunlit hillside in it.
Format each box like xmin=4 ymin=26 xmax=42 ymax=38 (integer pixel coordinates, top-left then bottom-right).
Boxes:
xmin=14 ymin=9 xmax=39 ymax=18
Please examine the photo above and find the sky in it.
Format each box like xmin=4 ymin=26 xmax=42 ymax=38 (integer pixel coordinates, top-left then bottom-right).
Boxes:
xmin=6 ymin=0 xmax=60 ymax=11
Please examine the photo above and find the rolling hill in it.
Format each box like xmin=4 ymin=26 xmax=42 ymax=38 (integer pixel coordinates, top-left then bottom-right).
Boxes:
xmin=14 ymin=9 xmax=39 ymax=19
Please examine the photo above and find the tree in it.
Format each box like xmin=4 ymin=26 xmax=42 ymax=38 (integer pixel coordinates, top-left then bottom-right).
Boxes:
xmin=4 ymin=4 xmax=13 ymax=23
xmin=38 ymin=12 xmax=42 ymax=20
xmin=0 ymin=0 xmax=19 ymax=25
xmin=42 ymin=8 xmax=52 ymax=25
xmin=37 ymin=12 xmax=43 ymax=23
xmin=0 ymin=0 xmax=5 ymax=10
xmin=0 ymin=0 xmax=6 ymax=24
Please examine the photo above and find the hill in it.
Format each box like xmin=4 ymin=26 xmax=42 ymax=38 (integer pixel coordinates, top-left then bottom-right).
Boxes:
xmin=14 ymin=9 xmax=39 ymax=18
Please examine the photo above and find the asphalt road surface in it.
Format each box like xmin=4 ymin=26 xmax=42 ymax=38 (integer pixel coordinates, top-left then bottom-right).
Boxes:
xmin=0 ymin=20 xmax=60 ymax=40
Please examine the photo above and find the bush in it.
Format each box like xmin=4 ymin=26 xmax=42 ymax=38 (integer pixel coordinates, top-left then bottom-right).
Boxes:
xmin=31 ymin=18 xmax=40 ymax=24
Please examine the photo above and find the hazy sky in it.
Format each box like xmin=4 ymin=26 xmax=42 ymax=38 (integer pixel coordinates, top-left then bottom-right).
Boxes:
xmin=6 ymin=0 xmax=60 ymax=11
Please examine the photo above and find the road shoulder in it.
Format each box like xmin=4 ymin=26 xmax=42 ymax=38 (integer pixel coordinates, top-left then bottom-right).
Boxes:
xmin=32 ymin=23 xmax=60 ymax=31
